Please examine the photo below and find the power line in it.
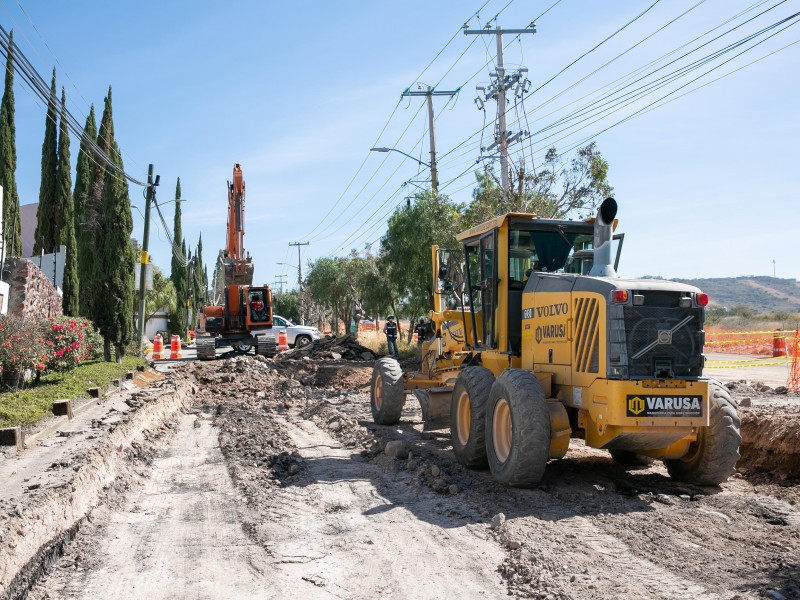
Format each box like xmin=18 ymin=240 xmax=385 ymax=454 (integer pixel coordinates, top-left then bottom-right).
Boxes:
xmin=0 ymin=26 xmax=147 ymax=187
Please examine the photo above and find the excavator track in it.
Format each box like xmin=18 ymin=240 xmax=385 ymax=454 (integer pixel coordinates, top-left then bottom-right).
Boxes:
xmin=257 ymin=333 xmax=277 ymax=358
xmin=196 ymin=336 xmax=217 ymax=361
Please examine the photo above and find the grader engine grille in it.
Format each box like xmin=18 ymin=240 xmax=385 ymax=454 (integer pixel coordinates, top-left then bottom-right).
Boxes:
xmin=618 ymin=294 xmax=704 ymax=379
xmin=574 ymin=297 xmax=600 ymax=373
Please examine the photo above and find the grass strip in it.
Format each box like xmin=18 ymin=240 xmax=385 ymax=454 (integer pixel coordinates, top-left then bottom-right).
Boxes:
xmin=0 ymin=355 xmax=145 ymax=428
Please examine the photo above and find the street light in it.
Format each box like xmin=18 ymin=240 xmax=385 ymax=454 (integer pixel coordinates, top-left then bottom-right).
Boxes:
xmin=371 ymin=146 xmax=437 ymax=193
xmin=277 ymin=262 xmax=299 ymax=272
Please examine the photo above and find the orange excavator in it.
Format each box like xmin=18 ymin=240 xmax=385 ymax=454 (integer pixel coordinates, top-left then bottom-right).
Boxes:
xmin=196 ymin=164 xmax=277 ymax=360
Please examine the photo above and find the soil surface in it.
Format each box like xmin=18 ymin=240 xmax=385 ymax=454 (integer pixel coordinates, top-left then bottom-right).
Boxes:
xmin=9 ymin=356 xmax=800 ymax=600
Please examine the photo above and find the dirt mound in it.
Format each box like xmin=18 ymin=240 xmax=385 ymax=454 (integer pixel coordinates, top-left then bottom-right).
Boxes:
xmin=275 ymin=334 xmax=378 ymax=361
xmin=738 ymin=405 xmax=800 ymax=480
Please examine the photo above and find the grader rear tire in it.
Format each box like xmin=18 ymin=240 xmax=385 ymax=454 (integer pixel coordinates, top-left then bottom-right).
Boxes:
xmin=485 ymin=370 xmax=550 ymax=487
xmin=370 ymin=358 xmax=405 ymax=425
xmin=450 ymin=367 xmax=494 ymax=469
xmin=664 ymin=379 xmax=741 ymax=485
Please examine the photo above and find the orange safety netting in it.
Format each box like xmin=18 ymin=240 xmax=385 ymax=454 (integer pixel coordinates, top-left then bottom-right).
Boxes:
xmin=789 ymin=329 xmax=800 ymax=392
xmin=704 ymin=327 xmax=797 ymax=356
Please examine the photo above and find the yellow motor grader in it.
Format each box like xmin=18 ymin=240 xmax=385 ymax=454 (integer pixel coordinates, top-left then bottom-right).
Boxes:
xmin=369 ymin=198 xmax=741 ymax=487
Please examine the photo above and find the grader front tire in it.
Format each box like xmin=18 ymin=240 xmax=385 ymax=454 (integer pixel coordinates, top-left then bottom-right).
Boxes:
xmin=370 ymin=358 xmax=405 ymax=425
xmin=485 ymin=370 xmax=550 ymax=487
xmin=450 ymin=367 xmax=494 ymax=469
xmin=664 ymin=380 xmax=741 ymax=485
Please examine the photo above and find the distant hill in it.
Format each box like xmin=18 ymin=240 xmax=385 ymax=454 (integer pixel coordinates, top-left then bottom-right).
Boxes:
xmin=669 ymin=276 xmax=800 ymax=313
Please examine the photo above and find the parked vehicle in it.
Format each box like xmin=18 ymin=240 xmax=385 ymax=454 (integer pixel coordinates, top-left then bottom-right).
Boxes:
xmin=272 ymin=315 xmax=321 ymax=348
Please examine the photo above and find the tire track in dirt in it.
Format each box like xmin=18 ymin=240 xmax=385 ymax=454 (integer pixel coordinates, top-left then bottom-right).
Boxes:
xmin=251 ymin=413 xmax=507 ymax=599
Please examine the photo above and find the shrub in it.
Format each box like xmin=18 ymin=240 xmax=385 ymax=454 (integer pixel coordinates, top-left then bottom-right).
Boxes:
xmin=41 ymin=316 xmax=103 ymax=373
xmin=0 ymin=316 xmax=49 ymax=388
xmin=0 ymin=315 xmax=103 ymax=389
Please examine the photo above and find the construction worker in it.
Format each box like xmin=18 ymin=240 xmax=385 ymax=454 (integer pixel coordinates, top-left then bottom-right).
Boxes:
xmin=384 ymin=315 xmax=399 ymax=358
xmin=414 ymin=317 xmax=427 ymax=347
xmin=250 ymin=294 xmax=267 ymax=322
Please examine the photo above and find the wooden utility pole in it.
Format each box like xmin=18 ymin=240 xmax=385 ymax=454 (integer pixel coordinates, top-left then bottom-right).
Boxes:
xmin=289 ymin=241 xmax=309 ymax=324
xmin=137 ymin=164 xmax=156 ymax=346
xmin=400 ymin=86 xmax=459 ymax=193
xmin=465 ymin=24 xmax=535 ymax=194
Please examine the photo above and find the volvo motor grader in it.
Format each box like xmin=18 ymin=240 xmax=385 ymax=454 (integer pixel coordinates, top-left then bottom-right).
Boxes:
xmin=370 ymin=198 xmax=741 ymax=486
xmin=196 ymin=164 xmax=277 ymax=360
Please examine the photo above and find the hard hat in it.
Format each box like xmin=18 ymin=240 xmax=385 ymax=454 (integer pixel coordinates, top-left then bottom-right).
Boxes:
xmin=418 ymin=317 xmax=425 ymax=323
xmin=387 ymin=315 xmax=395 ymax=320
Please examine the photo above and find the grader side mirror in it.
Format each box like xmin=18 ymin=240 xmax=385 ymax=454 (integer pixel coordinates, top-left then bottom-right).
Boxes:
xmin=438 ymin=263 xmax=448 ymax=280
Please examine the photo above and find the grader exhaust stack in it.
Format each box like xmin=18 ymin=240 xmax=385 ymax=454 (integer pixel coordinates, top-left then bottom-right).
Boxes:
xmin=589 ymin=197 xmax=618 ymax=278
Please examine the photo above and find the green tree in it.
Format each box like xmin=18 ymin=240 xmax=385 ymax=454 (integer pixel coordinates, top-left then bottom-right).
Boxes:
xmin=192 ymin=234 xmax=206 ymax=309
xmin=273 ymin=289 xmax=300 ymax=323
xmin=146 ymin=267 xmax=176 ymax=324
xmin=381 ymin=190 xmax=462 ymax=317
xmin=56 ymin=88 xmax=78 ymax=315
xmin=74 ymin=105 xmax=97 ymax=316
xmin=168 ymin=178 xmax=187 ymax=336
xmin=463 ymin=143 xmax=613 ymax=227
xmin=34 ymin=69 xmax=58 ymax=254
xmin=306 ymin=251 xmax=380 ymax=334
xmin=92 ymin=88 xmax=135 ymax=362
xmin=0 ymin=30 xmax=21 ymax=257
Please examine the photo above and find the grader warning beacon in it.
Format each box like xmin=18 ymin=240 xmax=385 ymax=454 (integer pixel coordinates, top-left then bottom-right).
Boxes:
xmin=370 ymin=198 xmax=741 ymax=487
xmin=196 ymin=164 xmax=277 ymax=360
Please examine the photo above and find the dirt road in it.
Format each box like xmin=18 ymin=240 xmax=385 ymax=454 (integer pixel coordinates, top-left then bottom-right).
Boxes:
xmin=15 ymin=356 xmax=800 ymax=599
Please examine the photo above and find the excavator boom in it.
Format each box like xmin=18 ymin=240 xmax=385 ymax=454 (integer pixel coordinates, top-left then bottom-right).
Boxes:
xmin=227 ymin=163 xmax=246 ymax=260
xmin=223 ymin=163 xmax=253 ymax=286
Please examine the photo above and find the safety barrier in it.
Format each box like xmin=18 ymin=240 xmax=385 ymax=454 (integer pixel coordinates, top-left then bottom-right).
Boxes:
xmin=169 ymin=335 xmax=183 ymax=360
xmin=277 ymin=329 xmax=289 ymax=351
xmin=704 ymin=328 xmax=799 ymax=389
xmin=789 ymin=330 xmax=800 ymax=392
xmin=152 ymin=334 xmax=164 ymax=360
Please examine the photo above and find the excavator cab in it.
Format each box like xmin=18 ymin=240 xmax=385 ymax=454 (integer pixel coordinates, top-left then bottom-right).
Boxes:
xmin=246 ymin=287 xmax=272 ymax=326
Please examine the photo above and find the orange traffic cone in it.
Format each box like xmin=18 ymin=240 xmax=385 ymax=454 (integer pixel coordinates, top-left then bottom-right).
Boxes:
xmin=169 ymin=335 xmax=183 ymax=359
xmin=277 ymin=329 xmax=289 ymax=351
xmin=152 ymin=334 xmax=164 ymax=360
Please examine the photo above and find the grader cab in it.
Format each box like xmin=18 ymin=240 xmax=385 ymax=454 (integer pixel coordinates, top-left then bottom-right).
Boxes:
xmin=370 ymin=198 xmax=741 ymax=487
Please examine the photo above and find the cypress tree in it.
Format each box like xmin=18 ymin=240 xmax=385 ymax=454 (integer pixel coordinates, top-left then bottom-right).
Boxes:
xmin=93 ymin=88 xmax=135 ymax=362
xmin=74 ymin=105 xmax=97 ymax=316
xmin=0 ymin=30 xmax=21 ymax=257
xmin=34 ymin=68 xmax=58 ymax=254
xmin=194 ymin=233 xmax=205 ymax=306
xmin=168 ymin=178 xmax=186 ymax=336
xmin=57 ymin=88 xmax=78 ymax=315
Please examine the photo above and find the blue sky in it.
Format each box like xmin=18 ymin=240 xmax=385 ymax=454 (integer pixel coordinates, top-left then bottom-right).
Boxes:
xmin=2 ymin=0 xmax=798 ymax=289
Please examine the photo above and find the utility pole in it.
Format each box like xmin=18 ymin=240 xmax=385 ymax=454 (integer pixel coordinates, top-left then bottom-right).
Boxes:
xmin=289 ymin=241 xmax=309 ymax=288
xmin=274 ymin=275 xmax=287 ymax=294
xmin=465 ymin=23 xmax=535 ymax=194
xmin=401 ymin=86 xmax=460 ymax=193
xmin=137 ymin=164 xmax=157 ymax=347
xmin=289 ymin=241 xmax=309 ymax=324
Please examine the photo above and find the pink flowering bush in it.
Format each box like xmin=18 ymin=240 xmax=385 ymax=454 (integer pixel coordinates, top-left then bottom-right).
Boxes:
xmin=40 ymin=316 xmax=103 ymax=372
xmin=0 ymin=315 xmax=103 ymax=389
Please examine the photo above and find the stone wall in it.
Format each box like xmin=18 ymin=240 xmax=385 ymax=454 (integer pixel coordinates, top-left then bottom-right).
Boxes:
xmin=2 ymin=257 xmax=63 ymax=320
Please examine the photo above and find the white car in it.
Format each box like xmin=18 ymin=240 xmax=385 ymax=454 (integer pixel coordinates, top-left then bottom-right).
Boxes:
xmin=272 ymin=315 xmax=321 ymax=348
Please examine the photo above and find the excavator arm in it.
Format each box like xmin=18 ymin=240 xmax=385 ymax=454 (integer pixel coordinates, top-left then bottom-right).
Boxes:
xmin=223 ymin=164 xmax=254 ymax=287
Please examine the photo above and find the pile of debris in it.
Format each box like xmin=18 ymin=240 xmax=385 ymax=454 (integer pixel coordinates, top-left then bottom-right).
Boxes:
xmin=275 ymin=334 xmax=379 ymax=361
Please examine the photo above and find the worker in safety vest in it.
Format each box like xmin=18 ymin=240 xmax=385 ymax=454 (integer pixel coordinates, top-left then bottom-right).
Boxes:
xmin=383 ymin=315 xmax=399 ymax=358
